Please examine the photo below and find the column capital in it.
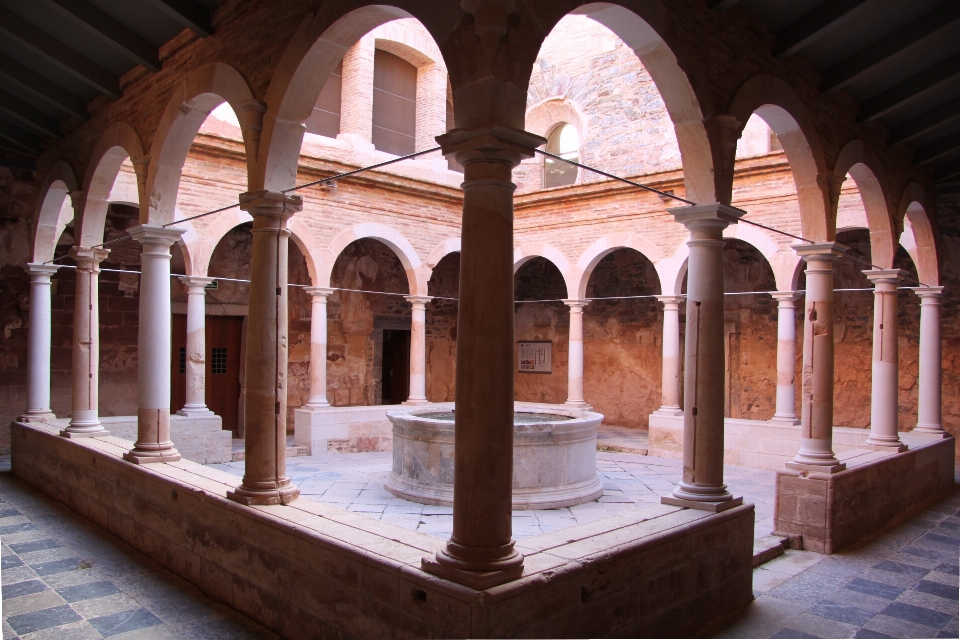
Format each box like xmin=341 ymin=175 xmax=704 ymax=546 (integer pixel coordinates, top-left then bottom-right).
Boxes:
xmin=239 ymin=190 xmax=303 ymax=224
xmin=26 ymin=263 xmax=61 ymax=278
xmin=179 ymin=276 xmax=215 ymax=290
xmin=770 ymin=291 xmax=801 ymax=303
xmin=792 ymin=241 xmax=848 ymax=261
xmin=912 ymin=285 xmax=944 ymax=299
xmin=667 ymin=203 xmax=744 ymax=232
xmin=404 ymin=295 xmax=433 ymax=307
xmin=436 ymin=125 xmax=546 ymax=168
xmin=69 ymin=246 xmax=110 ymax=268
xmin=128 ymin=224 xmax=185 ymax=249
xmin=562 ymin=298 xmax=590 ymax=309
xmin=305 ymin=287 xmax=336 ymax=299
xmin=656 ymin=295 xmax=685 ymax=306
xmin=863 ymin=268 xmax=906 ymax=288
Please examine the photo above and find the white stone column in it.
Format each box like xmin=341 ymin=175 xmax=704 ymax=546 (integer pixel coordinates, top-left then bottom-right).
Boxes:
xmin=62 ymin=247 xmax=110 ymax=438
xmin=338 ymin=35 xmax=375 ymax=150
xmin=562 ymin=299 xmax=590 ymax=408
xmin=654 ymin=295 xmax=684 ymax=416
xmin=177 ymin=276 xmax=215 ymax=417
xmin=123 ymin=226 xmax=184 ymax=464
xmin=786 ymin=243 xmax=846 ymax=473
xmin=20 ymin=263 xmax=60 ymax=423
xmin=771 ymin=292 xmax=800 ymax=424
xmin=862 ymin=269 xmax=908 ymax=451
xmin=404 ymin=295 xmax=432 ymax=405
xmin=305 ymin=287 xmax=334 ymax=408
xmin=912 ymin=287 xmax=946 ymax=437
xmin=662 ymin=204 xmax=744 ymax=512
xmin=227 ymin=191 xmax=303 ymax=506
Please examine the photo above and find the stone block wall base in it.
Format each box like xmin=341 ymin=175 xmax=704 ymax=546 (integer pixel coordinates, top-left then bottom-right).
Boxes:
xmin=661 ymin=495 xmax=744 ymax=513
xmin=123 ymin=450 xmax=181 ymax=464
xmin=860 ymin=443 xmax=908 ymax=453
xmin=421 ymin=555 xmax=524 ymax=590
xmin=60 ymin=429 xmax=110 ymax=439
xmin=226 ymin=486 xmax=300 ymax=506
xmin=18 ymin=413 xmax=56 ymax=423
xmin=784 ymin=461 xmax=846 ymax=474
xmin=912 ymin=430 xmax=951 ymax=439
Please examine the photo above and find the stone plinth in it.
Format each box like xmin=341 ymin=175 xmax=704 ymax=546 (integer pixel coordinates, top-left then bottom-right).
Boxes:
xmin=294 ymin=404 xmax=398 ymax=454
xmin=66 ymin=415 xmax=231 ymax=464
xmin=386 ymin=403 xmax=604 ymax=510
xmin=773 ymin=434 xmax=955 ymax=554
xmin=11 ymin=420 xmax=754 ymax=639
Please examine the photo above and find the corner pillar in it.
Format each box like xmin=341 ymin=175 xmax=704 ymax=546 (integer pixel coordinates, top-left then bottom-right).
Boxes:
xmin=421 ymin=125 xmax=545 ymax=589
xmin=227 ymin=191 xmax=303 ymax=506
xmin=305 ymin=287 xmax=334 ymax=408
xmin=653 ymin=295 xmax=684 ymax=416
xmin=404 ymin=295 xmax=433 ymax=405
xmin=21 ymin=263 xmax=60 ymax=423
xmin=661 ymin=204 xmax=744 ymax=512
xmin=912 ymin=287 xmax=947 ymax=437
xmin=770 ymin=292 xmax=801 ymax=424
xmin=862 ymin=269 xmax=907 ymax=452
xmin=178 ymin=276 xmax=215 ymax=417
xmin=62 ymin=247 xmax=110 ymax=438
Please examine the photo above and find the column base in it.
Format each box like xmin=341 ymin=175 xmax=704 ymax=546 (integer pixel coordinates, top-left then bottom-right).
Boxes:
xmin=402 ymin=398 xmax=430 ymax=406
xmin=564 ymin=400 xmax=593 ymax=411
xmin=785 ymin=461 xmax=846 ymax=474
xmin=60 ymin=428 xmax=110 ymax=439
xmin=912 ymin=428 xmax=951 ymax=439
xmin=227 ymin=482 xmax=300 ymax=506
xmin=177 ymin=406 xmax=216 ymax=417
xmin=421 ymin=549 xmax=524 ymax=590
xmin=770 ymin=415 xmax=801 ymax=425
xmin=303 ymin=401 xmax=331 ymax=409
xmin=19 ymin=412 xmax=57 ymax=424
xmin=661 ymin=495 xmax=743 ymax=513
xmin=123 ymin=449 xmax=181 ymax=464
xmin=860 ymin=441 xmax=908 ymax=453
xmin=652 ymin=406 xmax=684 ymax=417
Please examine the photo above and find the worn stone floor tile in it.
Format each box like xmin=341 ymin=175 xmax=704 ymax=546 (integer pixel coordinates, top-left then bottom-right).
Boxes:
xmin=922 ymin=570 xmax=960 ymax=588
xmin=895 ymin=587 xmax=959 ymax=616
xmin=787 ymin=612 xmax=859 ymax=638
xmin=19 ymin=546 xmax=81 ymax=565
xmin=808 ymin=556 xmax=871 ymax=580
xmin=911 ymin=578 xmax=959 ymax=601
xmin=844 ymin=577 xmax=906 ymax=600
xmin=880 ymin=600 xmax=953 ymax=629
xmin=753 ymin=567 xmax=792 ymax=593
xmin=2 ymin=566 xmax=40 ymax=586
xmin=175 ymin=613 xmax=282 ymax=640
xmin=7 ymin=604 xmax=83 ymax=636
xmin=762 ymin=551 xmax=826 ymax=577
xmin=825 ymin=588 xmax=896 ymax=614
xmin=71 ymin=593 xmax=141 ymax=619
xmin=863 ymin=613 xmax=943 ymax=639
xmin=88 ymin=606 xmax=164 ymax=637
xmin=8 ymin=539 xmax=63 ymax=555
xmin=28 ymin=556 xmax=83 ymax=577
xmin=712 ymin=595 xmax=810 ymax=639
xmin=0 ymin=621 xmax=16 ymax=640
xmin=109 ymin=624 xmax=189 ymax=640
xmin=19 ymin=619 xmax=102 ymax=640
xmin=851 ymin=628 xmax=893 ymax=638
xmin=859 ymin=567 xmax=926 ymax=589
xmin=4 ymin=589 xmax=68 ymax=618
xmin=2 ymin=579 xmax=48 ymax=600
xmin=768 ymin=572 xmax=847 ymax=605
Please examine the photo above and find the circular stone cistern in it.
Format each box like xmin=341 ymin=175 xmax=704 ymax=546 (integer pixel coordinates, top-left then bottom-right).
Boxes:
xmin=384 ymin=404 xmax=604 ymax=510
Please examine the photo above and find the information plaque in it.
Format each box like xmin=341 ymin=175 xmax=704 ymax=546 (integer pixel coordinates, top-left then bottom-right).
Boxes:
xmin=518 ymin=341 xmax=552 ymax=374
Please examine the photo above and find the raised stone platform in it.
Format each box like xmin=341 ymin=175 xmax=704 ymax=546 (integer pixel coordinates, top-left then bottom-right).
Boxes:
xmin=294 ymin=404 xmax=397 ymax=454
xmin=773 ymin=434 xmax=956 ymax=554
xmin=11 ymin=420 xmax=754 ymax=639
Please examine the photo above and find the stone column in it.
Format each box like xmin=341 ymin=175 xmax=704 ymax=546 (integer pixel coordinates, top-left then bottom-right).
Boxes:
xmin=862 ymin=269 xmax=908 ymax=451
xmin=662 ymin=204 xmax=744 ymax=512
xmin=654 ymin=295 xmax=684 ymax=416
xmin=304 ymin=287 xmax=334 ymax=408
xmin=912 ymin=287 xmax=946 ymax=437
xmin=177 ymin=276 xmax=215 ymax=417
xmin=227 ymin=191 xmax=303 ymax=506
xmin=562 ymin=299 xmax=590 ymax=408
xmin=786 ymin=243 xmax=847 ymax=473
xmin=404 ymin=295 xmax=432 ymax=405
xmin=771 ymin=292 xmax=801 ymax=424
xmin=421 ymin=126 xmax=545 ymax=590
xmin=123 ymin=226 xmax=184 ymax=464
xmin=338 ymin=35 xmax=375 ymax=149
xmin=62 ymin=247 xmax=110 ymax=438
xmin=20 ymin=263 xmax=60 ymax=423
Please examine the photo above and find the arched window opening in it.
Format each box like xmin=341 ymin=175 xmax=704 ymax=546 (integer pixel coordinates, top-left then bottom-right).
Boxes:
xmin=306 ymin=61 xmax=343 ymax=138
xmin=372 ymin=49 xmax=417 ymax=155
xmin=543 ymin=123 xmax=579 ymax=188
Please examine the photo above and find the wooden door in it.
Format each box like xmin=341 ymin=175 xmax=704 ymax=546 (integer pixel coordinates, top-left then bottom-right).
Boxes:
xmin=206 ymin=315 xmax=243 ymax=433
xmin=171 ymin=314 xmax=187 ymax=413
xmin=381 ymin=329 xmax=410 ymax=405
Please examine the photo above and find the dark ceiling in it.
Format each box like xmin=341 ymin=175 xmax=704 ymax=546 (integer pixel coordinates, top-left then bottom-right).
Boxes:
xmin=0 ymin=0 xmax=958 ymax=192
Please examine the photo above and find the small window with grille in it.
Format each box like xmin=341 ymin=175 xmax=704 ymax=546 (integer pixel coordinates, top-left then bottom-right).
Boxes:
xmin=178 ymin=347 xmax=186 ymax=375
xmin=211 ymin=347 xmax=227 ymax=375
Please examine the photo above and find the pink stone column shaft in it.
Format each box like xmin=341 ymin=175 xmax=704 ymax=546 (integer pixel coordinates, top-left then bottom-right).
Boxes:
xmin=863 ymin=269 xmax=907 ymax=451
xmin=787 ymin=243 xmax=846 ymax=473
xmin=663 ymin=204 xmax=743 ymax=512
xmin=21 ymin=263 xmax=60 ymax=422
xmin=404 ymin=295 xmax=432 ymax=404
xmin=563 ymin=299 xmax=589 ymax=408
xmin=228 ymin=191 xmax=302 ymax=506
xmin=655 ymin=295 xmax=684 ymax=415
xmin=771 ymin=292 xmax=800 ymax=424
xmin=305 ymin=287 xmax=334 ymax=408
xmin=913 ymin=287 xmax=945 ymax=436
xmin=422 ymin=126 xmax=545 ymax=589
xmin=62 ymin=247 xmax=110 ymax=438
xmin=178 ymin=276 xmax=215 ymax=416
xmin=124 ymin=225 xmax=184 ymax=464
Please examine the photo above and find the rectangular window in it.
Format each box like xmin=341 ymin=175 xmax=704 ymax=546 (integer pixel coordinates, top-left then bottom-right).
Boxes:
xmin=178 ymin=347 xmax=186 ymax=375
xmin=372 ymin=49 xmax=417 ymax=156
xmin=211 ymin=347 xmax=228 ymax=375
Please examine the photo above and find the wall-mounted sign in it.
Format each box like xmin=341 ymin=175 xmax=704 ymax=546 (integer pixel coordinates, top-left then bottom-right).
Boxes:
xmin=518 ymin=341 xmax=552 ymax=374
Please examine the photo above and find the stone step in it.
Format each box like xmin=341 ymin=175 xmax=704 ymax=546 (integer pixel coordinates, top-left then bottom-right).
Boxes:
xmin=752 ymin=535 xmax=789 ymax=567
xmin=230 ymin=445 xmax=309 ymax=463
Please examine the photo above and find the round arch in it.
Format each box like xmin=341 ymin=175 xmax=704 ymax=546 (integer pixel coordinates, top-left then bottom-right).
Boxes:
xmin=32 ymin=160 xmax=79 ymax=263
xmin=572 ymin=233 xmax=665 ymax=299
xmin=834 ymin=140 xmax=897 ymax=269
xmin=729 ymin=75 xmax=831 ymax=241
xmin=320 ymin=223 xmax=426 ymax=294
xmin=144 ymin=62 xmax=257 ymax=226
xmin=513 ymin=243 xmax=573 ymax=298
xmin=77 ymin=121 xmax=146 ymax=248
xmin=897 ymin=182 xmax=939 ymax=286
xmin=426 ymin=237 xmax=460 ymax=269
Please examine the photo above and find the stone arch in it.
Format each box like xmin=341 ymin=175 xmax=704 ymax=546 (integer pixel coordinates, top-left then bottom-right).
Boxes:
xmin=834 ymin=140 xmax=897 ymax=269
xmin=144 ymin=62 xmax=257 ymax=226
xmin=426 ymin=237 xmax=460 ymax=268
xmin=572 ymin=233 xmax=665 ymax=299
xmin=513 ymin=244 xmax=573 ymax=298
xmin=655 ymin=239 xmax=690 ymax=296
xmin=729 ymin=75 xmax=831 ymax=241
xmin=258 ymin=5 xmax=458 ymax=192
xmin=320 ymin=223 xmax=425 ymax=294
xmin=77 ymin=121 xmax=147 ymax=248
xmin=32 ymin=160 xmax=79 ymax=263
xmin=525 ymin=98 xmax=587 ymax=149
xmin=897 ymin=184 xmax=939 ymax=286
xmin=372 ymin=20 xmax=445 ymax=69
